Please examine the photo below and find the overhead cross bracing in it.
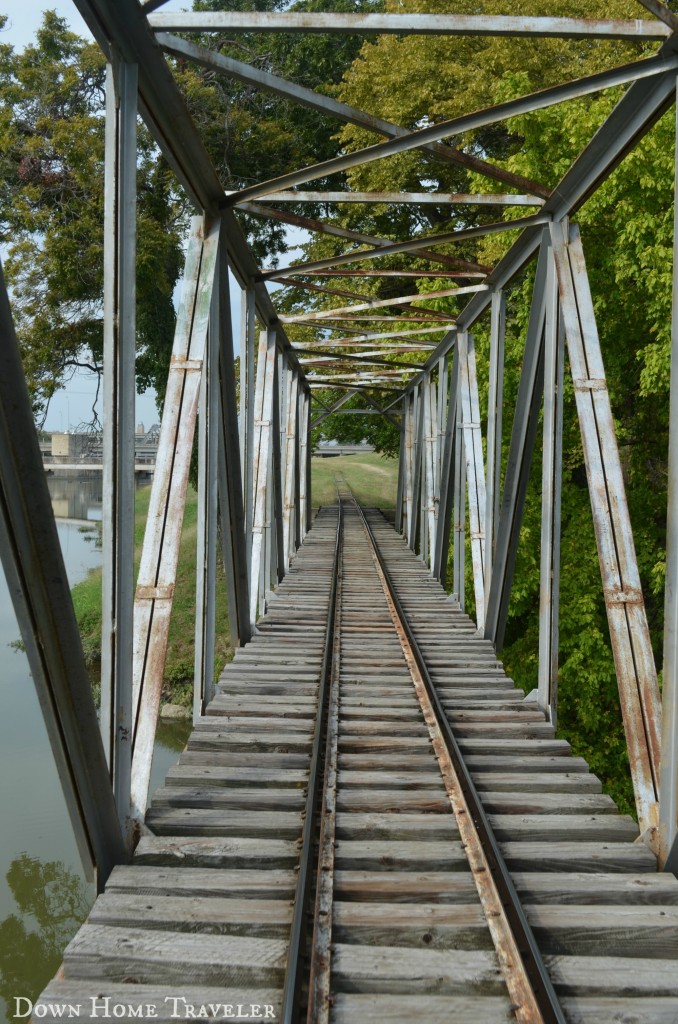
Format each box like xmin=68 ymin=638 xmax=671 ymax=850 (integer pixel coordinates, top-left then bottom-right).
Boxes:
xmin=3 ymin=0 xmax=678 ymax=1019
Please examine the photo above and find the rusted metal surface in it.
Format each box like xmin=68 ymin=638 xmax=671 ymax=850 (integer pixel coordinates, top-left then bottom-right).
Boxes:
xmin=551 ymin=220 xmax=661 ymax=841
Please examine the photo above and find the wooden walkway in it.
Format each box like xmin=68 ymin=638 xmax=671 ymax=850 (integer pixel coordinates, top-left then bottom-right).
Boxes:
xmin=36 ymin=504 xmax=678 ymax=1022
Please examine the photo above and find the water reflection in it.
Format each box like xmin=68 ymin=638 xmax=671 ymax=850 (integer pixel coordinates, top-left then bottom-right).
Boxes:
xmin=46 ymin=473 xmax=103 ymax=523
xmin=0 ymin=854 xmax=92 ymax=1018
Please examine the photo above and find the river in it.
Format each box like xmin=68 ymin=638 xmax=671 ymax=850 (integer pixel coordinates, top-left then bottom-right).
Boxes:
xmin=0 ymin=474 xmax=190 ymax=1024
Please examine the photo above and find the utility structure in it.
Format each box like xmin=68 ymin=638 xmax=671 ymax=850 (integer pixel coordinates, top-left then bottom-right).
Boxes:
xmin=2 ymin=5 xmax=678 ymax=1003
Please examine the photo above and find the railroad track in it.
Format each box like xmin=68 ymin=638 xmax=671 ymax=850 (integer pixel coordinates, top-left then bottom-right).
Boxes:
xmin=38 ymin=498 xmax=678 ymax=1023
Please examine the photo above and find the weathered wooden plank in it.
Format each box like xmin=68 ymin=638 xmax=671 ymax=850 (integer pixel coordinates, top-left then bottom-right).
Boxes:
xmin=489 ymin=813 xmax=638 ymax=842
xmin=331 ymin=943 xmax=502 ymax=991
xmin=560 ymin=997 xmax=678 ymax=1023
xmin=334 ymin=840 xmax=465 ymax=871
xmin=89 ymin=893 xmax=292 ymax=936
xmin=546 ymin=954 xmax=678 ymax=995
xmin=478 ymin=792 xmax=617 ymax=814
xmin=165 ymin=764 xmax=308 ymax=787
xmin=134 ymin=835 xmax=299 ymax=868
xmin=330 ymin=993 xmax=514 ymax=1023
xmin=503 ymin=841 xmax=657 ymax=873
xmin=106 ymin=865 xmax=296 ymax=898
xmin=335 ymin=871 xmax=486 ymax=908
xmin=514 ymin=871 xmax=678 ymax=903
xmin=150 ymin=786 xmax=306 ymax=810
xmin=336 ymin=812 xmax=457 ymax=841
xmin=64 ymin=925 xmax=288 ymax=986
xmin=473 ymin=773 xmax=601 ymax=793
xmin=527 ymin=904 xmax=678 ymax=958
xmin=145 ymin=807 xmax=303 ymax=837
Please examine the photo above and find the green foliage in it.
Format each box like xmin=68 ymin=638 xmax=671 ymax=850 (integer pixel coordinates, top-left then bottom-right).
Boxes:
xmin=72 ymin=485 xmax=234 ymax=696
xmin=0 ymin=12 xmax=183 ymax=420
xmin=311 ymin=452 xmax=398 ymax=507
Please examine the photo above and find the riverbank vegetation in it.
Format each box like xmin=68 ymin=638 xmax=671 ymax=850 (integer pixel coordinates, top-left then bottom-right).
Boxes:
xmin=72 ymin=485 xmax=234 ymax=707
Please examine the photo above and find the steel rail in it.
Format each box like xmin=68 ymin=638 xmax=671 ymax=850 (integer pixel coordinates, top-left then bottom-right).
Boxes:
xmin=279 ymin=501 xmax=344 ymax=1024
xmin=349 ymin=497 xmax=568 ymax=1024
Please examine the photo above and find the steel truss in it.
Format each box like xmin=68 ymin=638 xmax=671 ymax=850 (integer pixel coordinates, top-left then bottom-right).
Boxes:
xmin=0 ymin=0 xmax=677 ymax=880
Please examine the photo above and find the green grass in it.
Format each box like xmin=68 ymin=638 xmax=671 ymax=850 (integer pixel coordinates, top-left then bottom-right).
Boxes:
xmin=311 ymin=452 xmax=398 ymax=509
xmin=72 ymin=485 xmax=233 ymax=704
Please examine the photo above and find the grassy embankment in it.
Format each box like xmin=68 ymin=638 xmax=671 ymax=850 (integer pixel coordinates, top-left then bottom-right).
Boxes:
xmin=72 ymin=453 xmax=399 ymax=703
xmin=311 ymin=452 xmax=398 ymax=509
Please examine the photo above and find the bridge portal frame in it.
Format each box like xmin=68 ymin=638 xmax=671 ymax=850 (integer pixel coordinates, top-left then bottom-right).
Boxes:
xmin=1 ymin=0 xmax=678 ymax=885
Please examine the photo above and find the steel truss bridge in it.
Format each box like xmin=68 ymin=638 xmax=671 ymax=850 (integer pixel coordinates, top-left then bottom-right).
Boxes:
xmin=2 ymin=2 xmax=678 ymax=1020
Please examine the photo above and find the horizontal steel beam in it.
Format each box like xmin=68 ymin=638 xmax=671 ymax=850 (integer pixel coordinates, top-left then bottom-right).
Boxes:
xmin=149 ymin=12 xmax=671 ymax=39
xmin=300 ymin=325 xmax=453 ymax=346
xmin=230 ymin=190 xmax=543 ymax=206
xmin=279 ymin=284 xmax=486 ymax=323
xmin=262 ymin=215 xmax=548 ymax=279
xmin=282 ymin=269 xmax=487 ymax=278
xmin=223 ymin=53 xmax=678 ymax=206
xmin=158 ymin=33 xmax=548 ymax=201
xmin=296 ymin=349 xmax=424 ymax=370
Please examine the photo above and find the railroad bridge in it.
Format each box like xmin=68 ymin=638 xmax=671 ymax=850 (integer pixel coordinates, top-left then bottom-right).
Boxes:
xmin=3 ymin=3 xmax=678 ymax=1021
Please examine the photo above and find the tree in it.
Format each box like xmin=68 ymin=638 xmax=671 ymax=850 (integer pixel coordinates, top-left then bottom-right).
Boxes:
xmin=0 ymin=12 xmax=183 ymax=421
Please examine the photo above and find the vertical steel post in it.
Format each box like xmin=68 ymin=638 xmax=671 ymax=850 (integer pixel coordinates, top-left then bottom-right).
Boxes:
xmin=283 ymin=370 xmax=299 ymax=570
xmin=298 ymin=390 xmax=310 ymax=539
xmin=537 ymin=250 xmax=564 ymax=726
xmin=0 ymin=262 xmax=126 ymax=887
xmin=485 ymin=233 xmax=549 ymax=648
xmin=403 ymin=390 xmax=415 ymax=542
xmin=484 ymin=289 xmax=505 ymax=599
xmin=214 ymin=242 xmax=251 ymax=649
xmin=459 ymin=331 xmax=487 ymax=629
xmin=423 ymin=372 xmax=437 ymax=567
xmin=240 ymin=286 xmax=256 ymax=576
xmin=271 ymin=352 xmax=285 ymax=584
xmin=408 ymin=386 xmax=424 ymax=553
xmin=436 ymin=355 xmax=448 ymax=497
xmin=100 ymin=60 xmax=137 ymax=844
xmin=130 ymin=215 xmax=220 ymax=821
xmin=552 ymin=220 xmax=661 ymax=840
xmin=433 ymin=352 xmax=459 ymax=587
xmin=194 ymin=297 xmax=219 ymax=722
xmin=453 ymin=403 xmax=466 ymax=610
xmin=250 ymin=329 xmax=276 ymax=626
xmin=395 ymin=394 xmax=407 ymax=534
xmin=660 ymin=80 xmax=678 ymax=872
